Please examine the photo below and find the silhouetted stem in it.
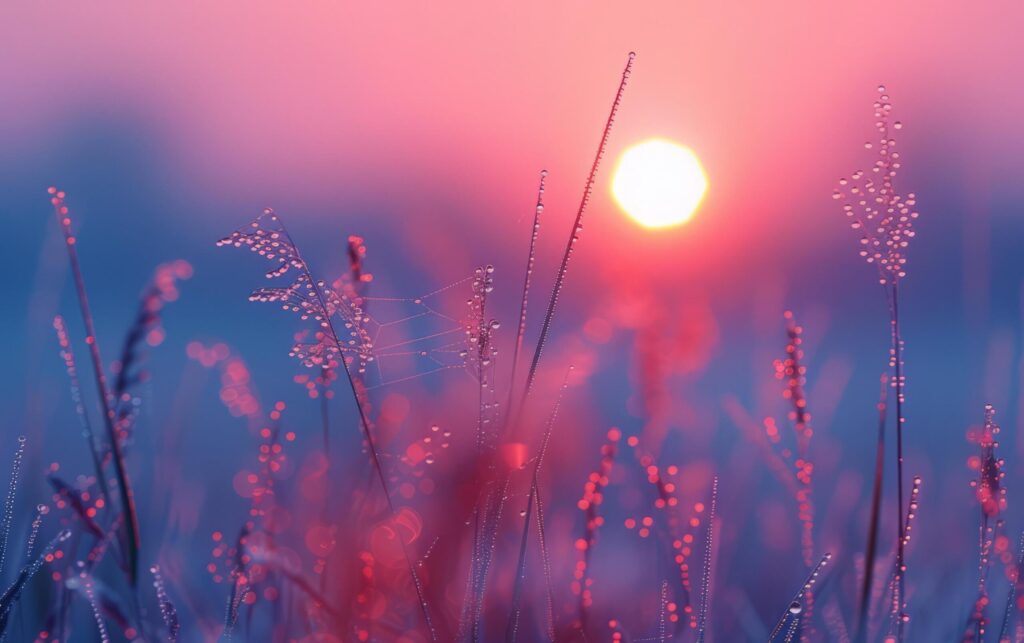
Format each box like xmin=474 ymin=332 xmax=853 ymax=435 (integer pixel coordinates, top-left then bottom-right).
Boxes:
xmin=51 ymin=190 xmax=141 ymax=589
xmin=890 ymin=282 xmax=907 ymax=641
xmin=855 ymin=374 xmax=888 ymax=643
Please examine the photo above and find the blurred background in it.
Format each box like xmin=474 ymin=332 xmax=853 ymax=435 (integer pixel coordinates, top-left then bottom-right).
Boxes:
xmin=2 ymin=2 xmax=1024 ymax=640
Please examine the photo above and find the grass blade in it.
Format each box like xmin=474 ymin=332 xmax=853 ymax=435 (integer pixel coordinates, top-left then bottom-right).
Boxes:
xmin=519 ymin=52 xmax=634 ymax=409
xmin=49 ymin=187 xmax=141 ymax=587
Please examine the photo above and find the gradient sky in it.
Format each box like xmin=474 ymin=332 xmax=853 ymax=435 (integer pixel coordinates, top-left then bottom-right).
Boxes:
xmin=3 ymin=3 xmax=1024 ymax=639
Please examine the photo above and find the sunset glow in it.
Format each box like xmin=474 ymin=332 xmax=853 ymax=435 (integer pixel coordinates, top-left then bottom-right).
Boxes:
xmin=612 ymin=139 xmax=708 ymax=229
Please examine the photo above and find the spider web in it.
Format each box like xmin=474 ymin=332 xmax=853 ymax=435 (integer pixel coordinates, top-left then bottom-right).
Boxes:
xmin=219 ymin=209 xmax=487 ymax=391
xmin=346 ymin=276 xmax=480 ymax=390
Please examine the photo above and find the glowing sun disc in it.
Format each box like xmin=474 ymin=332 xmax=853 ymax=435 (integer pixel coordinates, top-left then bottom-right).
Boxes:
xmin=612 ymin=139 xmax=708 ymax=229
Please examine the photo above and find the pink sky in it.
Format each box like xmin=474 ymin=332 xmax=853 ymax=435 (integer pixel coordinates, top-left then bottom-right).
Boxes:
xmin=3 ymin=2 xmax=1023 ymax=296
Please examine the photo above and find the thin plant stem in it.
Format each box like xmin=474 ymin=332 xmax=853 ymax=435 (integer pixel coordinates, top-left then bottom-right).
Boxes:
xmin=505 ymin=368 xmax=570 ymax=643
xmin=696 ymin=476 xmax=718 ymax=643
xmin=50 ymin=188 xmax=141 ymax=588
xmin=855 ymin=373 xmax=888 ymax=643
xmin=503 ymin=170 xmax=547 ymax=438
xmin=889 ymin=281 xmax=907 ymax=640
xmin=519 ymin=52 xmax=634 ymax=413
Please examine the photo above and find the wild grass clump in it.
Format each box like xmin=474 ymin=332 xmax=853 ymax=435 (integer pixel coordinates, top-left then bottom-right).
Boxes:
xmin=3 ymin=63 xmax=1017 ymax=643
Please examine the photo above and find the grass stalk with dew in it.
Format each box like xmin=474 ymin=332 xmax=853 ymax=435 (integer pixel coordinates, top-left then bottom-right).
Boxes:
xmin=150 ymin=564 xmax=180 ymax=642
xmin=110 ymin=260 xmax=192 ymax=443
xmin=997 ymin=532 xmax=1024 ymax=642
xmin=659 ymin=578 xmax=669 ymax=643
xmin=518 ymin=51 xmax=634 ymax=412
xmin=460 ymin=52 xmax=634 ymax=642
xmin=532 ymin=471 xmax=556 ymax=641
xmin=770 ymin=311 xmax=821 ymax=636
xmin=774 ymin=312 xmax=815 ymax=569
xmin=53 ymin=315 xmax=112 ymax=509
xmin=833 ymin=85 xmax=921 ymax=641
xmin=49 ymin=187 xmax=143 ymax=590
xmin=218 ymin=209 xmax=437 ymax=640
xmin=505 ymin=366 xmax=572 ymax=643
xmin=877 ymin=473 xmax=924 ymax=639
xmin=768 ymin=553 xmax=833 ymax=642
xmin=0 ymin=437 xmax=25 ymax=581
xmin=573 ymin=428 xmax=620 ymax=632
xmin=46 ymin=475 xmax=106 ymax=544
xmin=695 ymin=476 xmax=718 ymax=643
xmin=964 ymin=404 xmax=1006 ymax=640
xmin=503 ymin=170 xmax=548 ymax=438
xmin=0 ymin=528 xmax=73 ymax=636
xmin=462 ymin=264 xmax=502 ymax=643
xmin=317 ymin=234 xmax=369 ymax=595
xmin=23 ymin=503 xmax=49 ymax=563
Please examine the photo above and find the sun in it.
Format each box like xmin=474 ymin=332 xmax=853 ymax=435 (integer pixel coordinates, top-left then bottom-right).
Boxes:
xmin=611 ymin=139 xmax=708 ymax=229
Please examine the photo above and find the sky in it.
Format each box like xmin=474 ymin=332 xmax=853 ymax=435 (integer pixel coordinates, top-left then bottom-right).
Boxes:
xmin=3 ymin=2 xmax=1024 ymax=640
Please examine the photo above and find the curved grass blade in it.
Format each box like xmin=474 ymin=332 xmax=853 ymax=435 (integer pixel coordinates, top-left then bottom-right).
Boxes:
xmin=53 ymin=315 xmax=111 ymax=508
xmin=151 ymin=564 xmax=180 ymax=643
xmin=49 ymin=187 xmax=141 ymax=587
xmin=47 ymin=475 xmax=106 ymax=542
xmin=0 ymin=529 xmax=72 ymax=636
xmin=768 ymin=553 xmax=832 ymax=642
xmin=0 ymin=436 xmax=26 ymax=578
xmin=111 ymin=260 xmax=192 ymax=442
